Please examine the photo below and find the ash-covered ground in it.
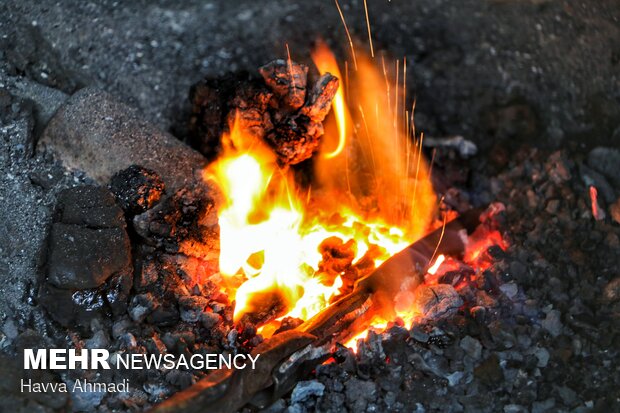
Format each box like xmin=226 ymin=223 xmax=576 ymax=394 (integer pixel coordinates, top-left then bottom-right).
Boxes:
xmin=1 ymin=1 xmax=619 ymax=412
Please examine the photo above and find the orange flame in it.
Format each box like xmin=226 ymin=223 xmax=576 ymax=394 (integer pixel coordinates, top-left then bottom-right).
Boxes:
xmin=312 ymin=40 xmax=348 ymax=159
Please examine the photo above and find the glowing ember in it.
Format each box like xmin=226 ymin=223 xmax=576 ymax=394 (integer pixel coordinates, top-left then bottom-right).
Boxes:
xmin=345 ymin=320 xmax=388 ymax=352
xmin=427 ymin=254 xmax=446 ymax=275
xmin=590 ymin=185 xmax=606 ymax=221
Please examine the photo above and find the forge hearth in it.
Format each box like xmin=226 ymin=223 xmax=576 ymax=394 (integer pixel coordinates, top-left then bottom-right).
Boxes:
xmin=13 ymin=48 xmax=513 ymax=412
xmin=1 ymin=2 xmax=620 ymax=413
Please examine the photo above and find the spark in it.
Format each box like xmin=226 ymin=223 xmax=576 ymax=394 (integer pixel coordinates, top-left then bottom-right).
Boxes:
xmin=410 ymin=132 xmax=424 ymax=220
xmin=363 ymin=0 xmax=374 ymax=57
xmin=428 ymin=205 xmax=448 ymax=268
xmin=334 ymin=0 xmax=358 ymax=70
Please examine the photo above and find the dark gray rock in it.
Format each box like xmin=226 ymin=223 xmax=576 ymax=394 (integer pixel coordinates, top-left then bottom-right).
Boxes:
xmin=40 ymin=185 xmax=132 ymax=326
xmin=178 ymin=296 xmax=209 ymax=323
xmin=39 ymin=87 xmax=209 ymax=196
xmin=410 ymin=326 xmax=430 ymax=343
xmin=531 ymin=398 xmax=555 ymax=413
xmin=534 ymin=347 xmax=550 ymax=368
xmin=459 ymin=336 xmax=483 ymax=360
xmin=345 ymin=378 xmax=376 ymax=410
xmin=128 ymin=293 xmax=159 ymax=323
xmin=588 ymin=147 xmax=620 ymax=189
xmin=118 ymin=333 xmax=137 ymax=349
xmin=199 ymin=311 xmax=220 ymax=329
xmin=84 ymin=330 xmax=110 ymax=349
xmin=1 ymin=320 xmax=18 ymax=341
xmin=499 ymin=282 xmax=518 ymax=299
xmin=290 ymin=380 xmax=325 ymax=404
xmin=147 ymin=305 xmax=180 ymax=327
xmin=541 ymin=310 xmax=562 ymax=337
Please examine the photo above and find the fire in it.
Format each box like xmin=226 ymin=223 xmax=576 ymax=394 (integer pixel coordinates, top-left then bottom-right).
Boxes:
xmin=203 ymin=43 xmax=437 ymax=335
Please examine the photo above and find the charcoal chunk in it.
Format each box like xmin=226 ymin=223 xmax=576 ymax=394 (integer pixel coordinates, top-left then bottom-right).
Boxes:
xmin=178 ymin=296 xmax=209 ymax=323
xmin=39 ymin=283 xmax=104 ymax=327
xmin=47 ymin=223 xmax=131 ymax=289
xmin=56 ymin=185 xmax=124 ymax=228
xmin=110 ymin=165 xmax=165 ymax=214
xmin=414 ymin=284 xmax=463 ymax=321
xmin=299 ymin=73 xmax=339 ymax=122
xmin=39 ymin=274 xmax=128 ymax=329
xmin=132 ymin=185 xmax=219 ymax=259
xmin=264 ymin=115 xmax=323 ymax=165
xmin=148 ymin=305 xmax=180 ymax=327
xmin=259 ymin=59 xmax=308 ymax=111
xmin=105 ymin=271 xmax=133 ymax=316
xmin=587 ymin=147 xmax=620 ymax=189
xmin=41 ymin=185 xmax=133 ymax=328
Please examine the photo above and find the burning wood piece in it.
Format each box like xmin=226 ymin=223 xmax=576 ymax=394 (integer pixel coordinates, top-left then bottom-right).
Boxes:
xmin=318 ymin=236 xmax=357 ymax=277
xmin=189 ymin=60 xmax=338 ymax=166
xmin=152 ymin=330 xmax=316 ymax=413
xmin=259 ymin=59 xmax=308 ymax=112
xmin=299 ymin=73 xmax=339 ymax=122
xmin=273 ymin=317 xmax=305 ymax=334
xmin=151 ymin=208 xmax=484 ymax=412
